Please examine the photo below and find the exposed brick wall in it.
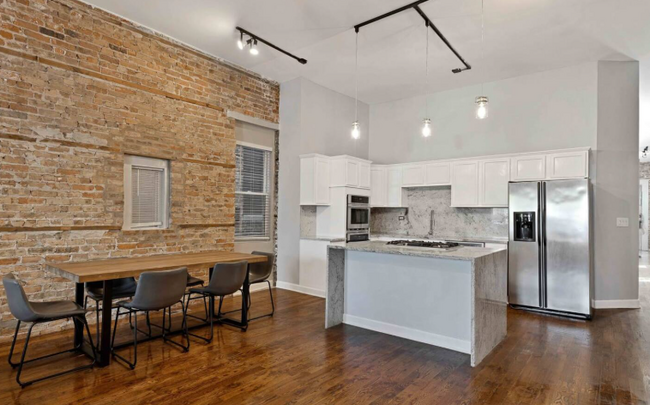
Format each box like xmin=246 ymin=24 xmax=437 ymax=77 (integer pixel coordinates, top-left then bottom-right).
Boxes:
xmin=0 ymin=0 xmax=279 ymax=341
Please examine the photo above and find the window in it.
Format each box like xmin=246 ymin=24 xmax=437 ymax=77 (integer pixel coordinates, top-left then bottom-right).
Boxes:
xmin=123 ymin=155 xmax=170 ymax=230
xmin=235 ymin=142 xmax=272 ymax=239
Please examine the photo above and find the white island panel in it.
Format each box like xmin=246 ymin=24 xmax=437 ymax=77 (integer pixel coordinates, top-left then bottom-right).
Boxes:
xmin=344 ymin=251 xmax=472 ymax=353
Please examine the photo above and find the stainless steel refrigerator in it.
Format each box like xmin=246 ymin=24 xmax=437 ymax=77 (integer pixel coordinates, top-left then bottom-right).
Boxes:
xmin=508 ymin=179 xmax=592 ymax=319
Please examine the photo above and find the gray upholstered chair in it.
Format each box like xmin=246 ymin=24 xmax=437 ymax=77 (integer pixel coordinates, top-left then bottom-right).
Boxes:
xmin=187 ymin=261 xmax=248 ymax=343
xmin=110 ymin=268 xmax=189 ymax=369
xmin=3 ymin=274 xmax=96 ymax=387
xmin=248 ymin=251 xmax=275 ymax=320
xmin=84 ymin=277 xmax=137 ymax=349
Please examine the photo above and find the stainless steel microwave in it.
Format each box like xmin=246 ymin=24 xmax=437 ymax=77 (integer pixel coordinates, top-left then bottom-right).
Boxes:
xmin=347 ymin=195 xmax=370 ymax=231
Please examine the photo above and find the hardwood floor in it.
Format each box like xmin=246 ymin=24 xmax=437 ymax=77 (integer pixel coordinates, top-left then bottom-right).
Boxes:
xmin=1 ymin=281 xmax=649 ymax=404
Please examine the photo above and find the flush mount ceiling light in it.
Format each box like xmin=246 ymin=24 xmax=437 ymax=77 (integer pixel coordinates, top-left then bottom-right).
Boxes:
xmin=351 ymin=31 xmax=360 ymax=140
xmin=475 ymin=0 xmax=489 ymax=120
xmin=235 ymin=27 xmax=307 ymax=64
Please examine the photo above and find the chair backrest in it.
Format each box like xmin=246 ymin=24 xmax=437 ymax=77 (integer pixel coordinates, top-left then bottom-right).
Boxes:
xmin=130 ymin=268 xmax=188 ymax=311
xmin=205 ymin=261 xmax=248 ymax=296
xmin=2 ymin=274 xmax=38 ymax=322
xmin=250 ymin=251 xmax=275 ymax=280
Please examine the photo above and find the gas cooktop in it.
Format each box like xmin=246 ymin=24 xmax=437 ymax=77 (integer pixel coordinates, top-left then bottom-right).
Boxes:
xmin=386 ymin=240 xmax=460 ymax=249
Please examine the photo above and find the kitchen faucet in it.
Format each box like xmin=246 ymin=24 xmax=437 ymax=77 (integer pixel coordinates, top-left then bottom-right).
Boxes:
xmin=427 ymin=210 xmax=435 ymax=238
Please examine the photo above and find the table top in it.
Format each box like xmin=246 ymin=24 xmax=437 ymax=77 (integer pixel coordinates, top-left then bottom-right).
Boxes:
xmin=45 ymin=251 xmax=268 ymax=283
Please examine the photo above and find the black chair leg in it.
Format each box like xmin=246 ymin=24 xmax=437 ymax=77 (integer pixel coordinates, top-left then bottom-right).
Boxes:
xmin=111 ymin=307 xmax=137 ymax=370
xmin=161 ymin=301 xmax=190 ymax=352
xmin=248 ymin=280 xmax=275 ymax=321
xmin=187 ymin=294 xmax=214 ymax=344
xmin=12 ymin=317 xmax=96 ymax=388
xmin=7 ymin=320 xmax=21 ymax=369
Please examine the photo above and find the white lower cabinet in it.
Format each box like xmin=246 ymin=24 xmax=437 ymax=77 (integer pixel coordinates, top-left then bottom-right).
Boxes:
xmin=451 ymin=161 xmax=479 ymax=207
xmin=479 ymin=158 xmax=510 ymax=207
xmin=299 ymin=239 xmax=329 ymax=296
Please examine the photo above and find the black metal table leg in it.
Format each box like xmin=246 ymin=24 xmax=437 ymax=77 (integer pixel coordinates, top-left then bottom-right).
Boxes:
xmin=215 ymin=263 xmax=249 ymax=331
xmin=98 ymin=279 xmax=113 ymax=367
xmin=74 ymin=283 xmax=84 ymax=347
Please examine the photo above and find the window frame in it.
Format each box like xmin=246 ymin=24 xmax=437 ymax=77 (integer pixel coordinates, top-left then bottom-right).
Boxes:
xmin=123 ymin=155 xmax=170 ymax=231
xmin=235 ymin=141 xmax=273 ymax=241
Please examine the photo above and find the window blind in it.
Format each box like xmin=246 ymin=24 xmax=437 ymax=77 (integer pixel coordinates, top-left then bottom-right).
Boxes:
xmin=235 ymin=144 xmax=271 ymax=238
xmin=131 ymin=166 xmax=164 ymax=227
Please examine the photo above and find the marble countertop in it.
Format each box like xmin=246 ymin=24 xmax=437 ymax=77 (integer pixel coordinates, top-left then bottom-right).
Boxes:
xmin=370 ymin=234 xmax=509 ymax=244
xmin=328 ymin=240 xmax=506 ymax=261
xmin=300 ymin=235 xmax=346 ymax=242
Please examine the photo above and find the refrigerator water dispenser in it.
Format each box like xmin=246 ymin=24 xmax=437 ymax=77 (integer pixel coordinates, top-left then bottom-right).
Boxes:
xmin=514 ymin=212 xmax=535 ymax=242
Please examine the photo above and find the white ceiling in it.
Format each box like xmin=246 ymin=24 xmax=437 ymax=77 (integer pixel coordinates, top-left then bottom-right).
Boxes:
xmin=83 ymin=0 xmax=650 ymax=145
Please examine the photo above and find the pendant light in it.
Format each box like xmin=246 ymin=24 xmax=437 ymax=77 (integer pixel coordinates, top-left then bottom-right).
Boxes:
xmin=475 ymin=0 xmax=488 ymax=119
xmin=421 ymin=22 xmax=432 ymax=137
xmin=351 ymin=31 xmax=360 ymax=140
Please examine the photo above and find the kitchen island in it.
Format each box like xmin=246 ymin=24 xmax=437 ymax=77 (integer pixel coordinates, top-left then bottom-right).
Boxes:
xmin=326 ymin=241 xmax=507 ymax=366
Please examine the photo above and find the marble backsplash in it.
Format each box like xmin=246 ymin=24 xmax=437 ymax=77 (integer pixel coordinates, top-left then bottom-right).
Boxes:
xmin=370 ymin=187 xmax=508 ymax=240
xmin=300 ymin=206 xmax=317 ymax=238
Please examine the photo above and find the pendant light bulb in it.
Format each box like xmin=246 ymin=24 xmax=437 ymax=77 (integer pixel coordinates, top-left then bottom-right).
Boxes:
xmin=422 ymin=119 xmax=432 ymax=137
xmin=237 ymin=32 xmax=245 ymax=50
xmin=351 ymin=121 xmax=360 ymax=140
xmin=475 ymin=96 xmax=488 ymax=120
xmin=249 ymin=39 xmax=259 ymax=55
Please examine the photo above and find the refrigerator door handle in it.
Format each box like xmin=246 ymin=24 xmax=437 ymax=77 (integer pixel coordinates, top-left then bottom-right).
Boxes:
xmin=539 ymin=182 xmax=546 ymax=308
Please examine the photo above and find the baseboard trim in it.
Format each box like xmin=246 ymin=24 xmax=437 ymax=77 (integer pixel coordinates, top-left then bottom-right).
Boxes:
xmin=232 ymin=283 xmax=269 ymax=297
xmin=591 ymin=299 xmax=640 ymax=309
xmin=343 ymin=314 xmax=471 ymax=354
xmin=276 ymin=281 xmax=326 ymax=298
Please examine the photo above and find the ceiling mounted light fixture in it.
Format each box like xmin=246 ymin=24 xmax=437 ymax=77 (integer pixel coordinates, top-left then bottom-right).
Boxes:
xmin=422 ymin=22 xmax=432 ymax=138
xmin=351 ymin=30 xmax=360 ymax=140
xmin=475 ymin=0 xmax=488 ymax=120
xmin=235 ymin=27 xmax=307 ymax=64
xmin=249 ymin=38 xmax=259 ymax=55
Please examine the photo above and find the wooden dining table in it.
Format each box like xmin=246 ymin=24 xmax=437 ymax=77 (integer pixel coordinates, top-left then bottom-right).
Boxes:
xmin=45 ymin=251 xmax=268 ymax=367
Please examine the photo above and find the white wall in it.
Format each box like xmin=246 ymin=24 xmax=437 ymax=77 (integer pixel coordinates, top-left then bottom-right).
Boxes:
xmin=593 ymin=61 xmax=640 ymax=306
xmin=370 ymin=63 xmax=599 ymax=163
xmin=277 ymin=77 xmax=370 ymax=285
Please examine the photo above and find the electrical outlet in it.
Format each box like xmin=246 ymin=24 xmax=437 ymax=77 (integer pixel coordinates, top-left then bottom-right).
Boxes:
xmin=616 ymin=217 xmax=629 ymax=227
xmin=398 ymin=215 xmax=406 ymax=221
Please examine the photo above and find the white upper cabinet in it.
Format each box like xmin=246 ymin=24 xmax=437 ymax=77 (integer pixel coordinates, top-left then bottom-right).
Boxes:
xmin=451 ymin=161 xmax=479 ymax=207
xmin=387 ymin=166 xmax=404 ymax=207
xmin=402 ymin=164 xmax=425 ymax=187
xmin=370 ymin=166 xmax=388 ymax=207
xmin=479 ymin=158 xmax=510 ymax=207
xmin=510 ymin=154 xmax=547 ymax=181
xmin=331 ymin=156 xmax=372 ymax=189
xmin=300 ymin=154 xmax=330 ymax=205
xmin=425 ymin=162 xmax=451 ymax=186
xmin=546 ymin=150 xmax=588 ymax=179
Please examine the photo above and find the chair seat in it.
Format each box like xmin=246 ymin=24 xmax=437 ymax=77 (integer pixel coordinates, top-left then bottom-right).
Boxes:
xmin=86 ymin=286 xmax=137 ymax=301
xmin=189 ymin=286 xmax=230 ymax=297
xmin=249 ymin=272 xmax=270 ymax=284
xmin=186 ymin=276 xmax=204 ymax=287
xmin=31 ymin=301 xmax=86 ymax=321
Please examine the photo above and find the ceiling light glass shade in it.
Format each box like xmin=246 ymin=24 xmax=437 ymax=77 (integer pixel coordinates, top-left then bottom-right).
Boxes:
xmin=422 ymin=118 xmax=432 ymax=137
xmin=351 ymin=121 xmax=360 ymax=139
xmin=475 ymin=96 xmax=488 ymax=120
xmin=249 ymin=39 xmax=259 ymax=55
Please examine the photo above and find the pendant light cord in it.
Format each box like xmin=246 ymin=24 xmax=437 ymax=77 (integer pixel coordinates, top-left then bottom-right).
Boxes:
xmin=354 ymin=31 xmax=359 ymax=123
xmin=481 ymin=0 xmax=485 ymax=96
xmin=425 ymin=22 xmax=429 ymax=118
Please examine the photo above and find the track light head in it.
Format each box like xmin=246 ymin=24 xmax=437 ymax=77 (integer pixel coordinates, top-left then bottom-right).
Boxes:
xmin=249 ymin=39 xmax=259 ymax=55
xmin=237 ymin=32 xmax=245 ymax=50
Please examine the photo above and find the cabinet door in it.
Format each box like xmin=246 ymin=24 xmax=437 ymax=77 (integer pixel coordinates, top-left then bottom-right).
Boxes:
xmin=387 ymin=166 xmax=403 ymax=207
xmin=510 ymin=155 xmax=546 ymax=181
xmin=359 ymin=162 xmax=371 ymax=189
xmin=402 ymin=164 xmax=425 ymax=186
xmin=546 ymin=151 xmax=588 ymax=179
xmin=370 ymin=167 xmax=387 ymax=207
xmin=425 ymin=162 xmax=451 ymax=185
xmin=451 ymin=161 xmax=479 ymax=207
xmin=315 ymin=158 xmax=330 ymax=204
xmin=346 ymin=160 xmax=359 ymax=187
xmin=479 ymin=158 xmax=509 ymax=207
